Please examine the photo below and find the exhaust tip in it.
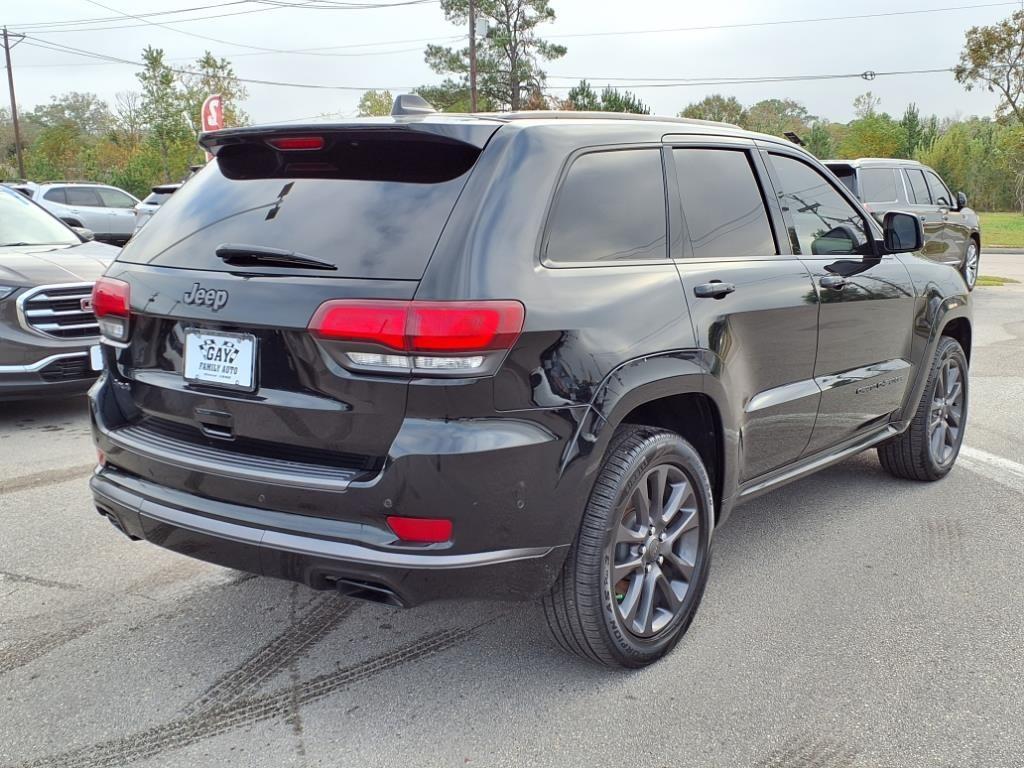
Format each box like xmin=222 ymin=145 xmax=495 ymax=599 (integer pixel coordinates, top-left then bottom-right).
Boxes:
xmin=332 ymin=577 xmax=406 ymax=608
xmin=98 ymin=507 xmax=141 ymax=541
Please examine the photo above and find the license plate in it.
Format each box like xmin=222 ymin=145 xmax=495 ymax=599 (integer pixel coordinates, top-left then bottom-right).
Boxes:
xmin=183 ymin=329 xmax=256 ymax=391
xmin=89 ymin=344 xmax=103 ymax=371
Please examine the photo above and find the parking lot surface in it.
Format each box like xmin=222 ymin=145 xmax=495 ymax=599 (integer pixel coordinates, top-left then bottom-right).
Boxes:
xmin=2 ymin=255 xmax=1023 ymax=768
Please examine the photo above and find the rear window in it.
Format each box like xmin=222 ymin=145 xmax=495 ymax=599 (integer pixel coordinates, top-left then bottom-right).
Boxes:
xmin=142 ymin=192 xmax=172 ymax=206
xmin=543 ymin=149 xmax=667 ymax=263
xmin=905 ymin=169 xmax=931 ymax=204
xmin=827 ymin=165 xmax=858 ymax=196
xmin=674 ymin=148 xmax=775 ymax=258
xmin=43 ymin=188 xmax=67 ymax=204
xmin=65 ymin=187 xmax=103 ymax=207
xmin=117 ymin=133 xmax=488 ymax=280
xmin=859 ymin=168 xmax=898 ymax=202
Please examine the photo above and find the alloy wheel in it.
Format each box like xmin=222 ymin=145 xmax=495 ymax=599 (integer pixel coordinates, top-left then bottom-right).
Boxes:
xmin=928 ymin=355 xmax=965 ymax=466
xmin=964 ymin=241 xmax=979 ymax=288
xmin=609 ymin=464 xmax=701 ymax=638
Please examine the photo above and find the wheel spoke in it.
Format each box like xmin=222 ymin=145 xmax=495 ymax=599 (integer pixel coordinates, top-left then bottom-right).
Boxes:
xmin=619 ymin=573 xmax=644 ymax=625
xmin=653 ymin=566 xmax=683 ymax=610
xmin=634 ymin=568 xmax=659 ymax=635
xmin=945 ymin=365 xmax=960 ymax=397
xmin=662 ymin=547 xmax=695 ymax=582
xmin=930 ymin=423 xmax=945 ymax=459
xmin=660 ymin=480 xmax=690 ymax=526
xmin=648 ymin=466 xmax=668 ymax=516
xmin=613 ymin=556 xmax=643 ymax=583
xmin=663 ymin=507 xmax=699 ymax=546
xmin=617 ymin=521 xmax=645 ymax=545
xmin=947 ymin=381 xmax=962 ymax=405
xmin=947 ymin=403 xmax=963 ymax=428
xmin=632 ymin=483 xmax=651 ymax=528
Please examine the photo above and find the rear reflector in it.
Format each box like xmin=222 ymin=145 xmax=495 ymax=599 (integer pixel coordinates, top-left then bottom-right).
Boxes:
xmin=386 ymin=516 xmax=453 ymax=543
xmin=309 ymin=300 xmax=524 ymax=353
xmin=268 ymin=136 xmax=325 ymax=151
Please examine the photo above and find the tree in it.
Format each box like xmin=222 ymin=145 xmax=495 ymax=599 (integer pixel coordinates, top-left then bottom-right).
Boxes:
xmin=805 ymin=122 xmax=835 ymax=159
xmin=744 ymin=98 xmax=815 ymax=137
xmin=425 ymin=0 xmax=566 ymax=111
xmin=114 ymin=92 xmax=145 ymax=149
xmin=357 ymin=89 xmax=394 ymax=116
xmin=137 ymin=46 xmax=195 ymax=182
xmin=839 ymin=114 xmax=907 ymax=158
xmin=179 ymin=51 xmax=249 ymax=132
xmin=679 ymin=94 xmax=746 ymax=124
xmin=900 ymin=103 xmax=924 ymax=158
xmin=27 ymin=92 xmax=113 ymax=135
xmin=564 ymin=81 xmax=648 ymax=113
xmin=955 ymin=10 xmax=1024 ymax=123
xmin=853 ymin=91 xmax=881 ymax=119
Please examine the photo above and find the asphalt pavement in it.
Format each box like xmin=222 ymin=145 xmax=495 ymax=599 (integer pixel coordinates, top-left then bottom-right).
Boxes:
xmin=1 ymin=255 xmax=1022 ymax=768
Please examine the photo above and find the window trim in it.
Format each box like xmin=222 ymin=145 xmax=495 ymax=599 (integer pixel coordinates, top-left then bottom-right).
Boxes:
xmin=904 ymin=168 xmax=934 ymax=206
xmin=857 ymin=167 xmax=900 ymax=205
xmin=762 ymin=147 xmax=882 ymax=260
xmin=923 ymin=169 xmax=953 ymax=208
xmin=540 ymin=144 xmax=674 ymax=269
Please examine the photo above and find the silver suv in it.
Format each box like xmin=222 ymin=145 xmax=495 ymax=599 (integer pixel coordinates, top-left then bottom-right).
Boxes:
xmin=29 ymin=182 xmax=139 ymax=246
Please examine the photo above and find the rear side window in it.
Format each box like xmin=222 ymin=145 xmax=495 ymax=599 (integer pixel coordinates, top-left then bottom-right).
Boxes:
xmin=673 ymin=148 xmax=775 ymax=258
xmin=924 ymin=171 xmax=952 ymax=207
xmin=905 ymin=169 xmax=931 ymax=204
xmin=828 ymin=166 xmax=857 ymax=196
xmin=65 ymin=187 xmax=103 ymax=207
xmin=97 ymin=188 xmax=137 ymax=209
xmin=43 ymin=188 xmax=66 ymax=204
xmin=544 ymin=149 xmax=667 ymax=263
xmin=859 ymin=168 xmax=898 ymax=203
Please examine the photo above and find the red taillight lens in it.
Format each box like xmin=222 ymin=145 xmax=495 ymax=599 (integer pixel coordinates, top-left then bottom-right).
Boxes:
xmin=92 ymin=277 xmax=130 ymax=318
xmin=308 ymin=300 xmax=525 ymax=354
xmin=92 ymin=277 xmax=131 ymax=342
xmin=268 ymin=136 xmax=324 ymax=151
xmin=386 ymin=515 xmax=453 ymax=543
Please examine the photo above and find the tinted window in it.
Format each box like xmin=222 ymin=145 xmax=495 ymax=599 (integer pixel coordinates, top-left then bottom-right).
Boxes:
xmin=43 ymin=188 xmax=66 ymax=204
xmin=924 ymin=171 xmax=952 ymax=207
xmin=0 ymin=187 xmax=78 ymax=246
xmin=97 ymin=188 xmax=137 ymax=209
xmin=860 ymin=168 xmax=898 ymax=202
xmin=673 ymin=148 xmax=775 ymax=258
xmin=545 ymin=149 xmax=667 ymax=263
xmin=905 ymin=169 xmax=931 ymax=204
xmin=64 ymin=187 xmax=103 ymax=207
xmin=142 ymin=192 xmax=172 ymax=206
xmin=770 ymin=154 xmax=872 ymax=257
xmin=828 ymin=166 xmax=857 ymax=195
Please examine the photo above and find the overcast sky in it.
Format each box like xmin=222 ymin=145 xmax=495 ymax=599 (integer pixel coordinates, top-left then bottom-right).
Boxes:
xmin=4 ymin=0 xmax=1015 ymax=125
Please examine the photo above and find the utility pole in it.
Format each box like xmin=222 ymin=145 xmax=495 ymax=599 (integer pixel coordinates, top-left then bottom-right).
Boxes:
xmin=3 ymin=27 xmax=25 ymax=179
xmin=468 ymin=0 xmax=478 ymax=112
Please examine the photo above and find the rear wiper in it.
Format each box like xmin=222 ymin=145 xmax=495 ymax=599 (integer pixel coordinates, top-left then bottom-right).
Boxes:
xmin=215 ymin=244 xmax=337 ymax=271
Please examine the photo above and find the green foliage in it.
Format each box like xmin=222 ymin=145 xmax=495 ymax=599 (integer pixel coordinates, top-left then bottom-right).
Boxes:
xmin=853 ymin=91 xmax=881 ymax=119
xmin=955 ymin=9 xmax=1024 ymax=123
xmin=564 ymin=81 xmax=649 ymax=113
xmin=744 ymin=98 xmax=815 ymax=137
xmin=357 ymin=90 xmax=394 ymax=117
xmin=838 ymin=114 xmax=907 ymax=158
xmin=27 ymin=93 xmax=113 ymax=135
xmin=425 ymin=0 xmax=566 ymax=111
xmin=678 ymin=94 xmax=746 ymax=124
xmin=805 ymin=122 xmax=835 ymax=159
xmin=137 ymin=46 xmax=197 ymax=182
xmin=900 ymin=103 xmax=924 ymax=157
xmin=179 ymin=51 xmax=249 ymax=131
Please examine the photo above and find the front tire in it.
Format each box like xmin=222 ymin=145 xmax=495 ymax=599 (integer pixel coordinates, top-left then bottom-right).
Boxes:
xmin=961 ymin=238 xmax=979 ymax=290
xmin=878 ymin=336 xmax=968 ymax=481
xmin=543 ymin=426 xmax=713 ymax=668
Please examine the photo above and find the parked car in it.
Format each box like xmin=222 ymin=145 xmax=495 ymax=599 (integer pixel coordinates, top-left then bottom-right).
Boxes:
xmin=1 ymin=180 xmax=37 ymax=199
xmin=825 ymin=158 xmax=981 ymax=289
xmin=89 ymin=103 xmax=972 ymax=668
xmin=133 ymin=184 xmax=181 ymax=234
xmin=28 ymin=181 xmax=140 ymax=246
xmin=0 ymin=185 xmax=117 ymax=400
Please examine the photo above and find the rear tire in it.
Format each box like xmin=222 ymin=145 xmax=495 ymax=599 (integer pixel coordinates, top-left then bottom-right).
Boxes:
xmin=961 ymin=238 xmax=979 ymax=290
xmin=542 ymin=425 xmax=713 ymax=668
xmin=878 ymin=336 xmax=968 ymax=481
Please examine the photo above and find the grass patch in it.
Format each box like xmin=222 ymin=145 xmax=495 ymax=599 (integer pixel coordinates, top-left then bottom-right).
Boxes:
xmin=979 ymin=212 xmax=1024 ymax=248
xmin=976 ymin=274 xmax=1021 ymax=287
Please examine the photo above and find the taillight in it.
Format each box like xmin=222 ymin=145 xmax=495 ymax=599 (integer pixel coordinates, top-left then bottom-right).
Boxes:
xmin=92 ymin=277 xmax=130 ymax=342
xmin=386 ymin=515 xmax=453 ymax=543
xmin=308 ymin=299 xmax=525 ymax=375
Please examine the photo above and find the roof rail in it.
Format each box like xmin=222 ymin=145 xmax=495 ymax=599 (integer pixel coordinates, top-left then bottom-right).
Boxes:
xmin=391 ymin=93 xmax=437 ymax=116
xmin=40 ymin=180 xmax=105 ymax=185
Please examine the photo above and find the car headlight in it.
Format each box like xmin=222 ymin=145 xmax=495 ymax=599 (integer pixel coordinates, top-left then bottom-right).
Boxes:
xmin=0 ymin=285 xmax=18 ymax=301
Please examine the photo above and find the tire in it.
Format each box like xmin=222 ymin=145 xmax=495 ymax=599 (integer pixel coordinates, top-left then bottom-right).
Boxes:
xmin=542 ymin=425 xmax=714 ymax=668
xmin=878 ymin=336 xmax=968 ymax=481
xmin=961 ymin=238 xmax=980 ymax=291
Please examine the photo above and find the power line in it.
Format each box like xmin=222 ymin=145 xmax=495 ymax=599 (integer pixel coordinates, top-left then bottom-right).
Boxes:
xmin=543 ymin=68 xmax=955 ymax=90
xmin=544 ymin=1 xmax=1021 ymax=40
xmin=18 ymin=36 xmax=414 ymax=90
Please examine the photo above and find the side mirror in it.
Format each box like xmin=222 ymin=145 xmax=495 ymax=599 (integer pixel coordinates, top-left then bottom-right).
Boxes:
xmin=71 ymin=226 xmax=95 ymax=242
xmin=882 ymin=211 xmax=923 ymax=253
xmin=956 ymin=191 xmax=967 ymax=210
xmin=811 ymin=224 xmax=859 ymax=255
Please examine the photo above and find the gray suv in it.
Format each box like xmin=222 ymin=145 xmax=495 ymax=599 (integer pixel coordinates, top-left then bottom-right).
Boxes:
xmin=29 ymin=182 xmax=140 ymax=246
xmin=825 ymin=159 xmax=981 ymax=289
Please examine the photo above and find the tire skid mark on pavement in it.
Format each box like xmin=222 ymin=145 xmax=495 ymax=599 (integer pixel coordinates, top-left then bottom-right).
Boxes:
xmin=920 ymin=518 xmax=967 ymax=564
xmin=12 ymin=624 xmax=479 ymax=768
xmin=0 ymin=464 xmax=94 ymax=495
xmin=0 ymin=570 xmax=82 ymax=592
xmin=0 ymin=619 xmax=103 ymax=675
xmin=755 ymin=736 xmax=858 ymax=768
xmin=181 ymin=594 xmax=357 ymax=716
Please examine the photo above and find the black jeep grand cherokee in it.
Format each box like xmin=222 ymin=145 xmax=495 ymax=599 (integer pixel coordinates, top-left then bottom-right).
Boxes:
xmin=90 ymin=104 xmax=971 ymax=667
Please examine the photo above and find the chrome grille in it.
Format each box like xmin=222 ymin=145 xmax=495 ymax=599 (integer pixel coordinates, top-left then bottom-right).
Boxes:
xmin=19 ymin=283 xmax=98 ymax=339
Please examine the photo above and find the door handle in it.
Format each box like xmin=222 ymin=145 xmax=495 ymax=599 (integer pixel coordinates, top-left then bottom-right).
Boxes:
xmin=693 ymin=281 xmax=736 ymax=299
xmin=819 ymin=275 xmax=847 ymax=290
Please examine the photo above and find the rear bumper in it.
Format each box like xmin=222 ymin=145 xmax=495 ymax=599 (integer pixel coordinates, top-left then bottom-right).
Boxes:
xmin=91 ymin=469 xmax=567 ymax=606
